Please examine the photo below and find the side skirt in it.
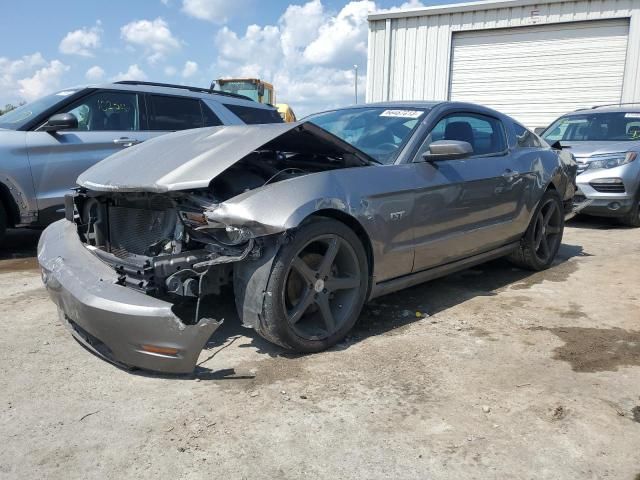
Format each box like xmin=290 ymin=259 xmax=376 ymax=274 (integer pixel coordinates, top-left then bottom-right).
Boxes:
xmin=369 ymin=241 xmax=520 ymax=300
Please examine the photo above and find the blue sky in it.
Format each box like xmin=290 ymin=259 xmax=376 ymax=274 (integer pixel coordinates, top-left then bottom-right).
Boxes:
xmin=0 ymin=0 xmax=466 ymax=116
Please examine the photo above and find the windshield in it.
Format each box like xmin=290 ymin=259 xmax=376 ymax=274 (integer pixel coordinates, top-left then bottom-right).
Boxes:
xmin=0 ymin=90 xmax=80 ymax=130
xmin=217 ymin=81 xmax=259 ymax=102
xmin=307 ymin=107 xmax=426 ymax=164
xmin=543 ymin=112 xmax=640 ymax=142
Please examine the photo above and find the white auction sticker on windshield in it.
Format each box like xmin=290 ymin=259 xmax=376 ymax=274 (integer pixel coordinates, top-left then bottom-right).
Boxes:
xmin=380 ymin=109 xmax=423 ymax=119
xmin=625 ymin=113 xmax=640 ymax=118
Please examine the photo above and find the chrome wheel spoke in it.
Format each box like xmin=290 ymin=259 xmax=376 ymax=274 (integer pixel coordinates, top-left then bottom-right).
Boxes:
xmin=288 ymin=289 xmax=314 ymax=325
xmin=284 ymin=232 xmax=361 ymax=340
xmin=539 ymin=235 xmax=550 ymax=258
xmin=318 ymin=237 xmax=340 ymax=277
xmin=543 ymin=202 xmax=557 ymax=225
xmin=534 ymin=213 xmax=545 ymax=249
xmin=325 ymin=275 xmax=359 ymax=292
xmin=316 ymin=295 xmax=336 ymax=333
xmin=291 ymin=256 xmax=316 ymax=284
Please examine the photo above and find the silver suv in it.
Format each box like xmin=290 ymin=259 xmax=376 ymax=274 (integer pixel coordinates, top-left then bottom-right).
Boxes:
xmin=0 ymin=81 xmax=282 ymax=243
xmin=541 ymin=105 xmax=640 ymax=227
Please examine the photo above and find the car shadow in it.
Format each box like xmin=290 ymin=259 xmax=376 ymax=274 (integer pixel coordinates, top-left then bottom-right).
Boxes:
xmin=15 ymin=222 xmax=591 ymax=378
xmin=0 ymin=228 xmax=41 ymax=274
xmin=567 ymin=214 xmax=627 ymax=230
xmin=188 ymin=241 xmax=589 ymax=375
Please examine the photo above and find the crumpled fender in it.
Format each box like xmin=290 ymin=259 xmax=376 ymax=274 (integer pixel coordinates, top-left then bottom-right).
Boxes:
xmin=205 ymin=170 xmax=359 ymax=236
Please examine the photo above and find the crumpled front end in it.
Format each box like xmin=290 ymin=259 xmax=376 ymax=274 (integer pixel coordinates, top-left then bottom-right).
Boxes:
xmin=38 ymin=219 xmax=224 ymax=373
xmin=38 ymin=124 xmax=367 ymax=373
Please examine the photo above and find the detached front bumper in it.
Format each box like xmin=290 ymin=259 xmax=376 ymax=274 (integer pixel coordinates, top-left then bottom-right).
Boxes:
xmin=37 ymin=220 xmax=222 ymax=374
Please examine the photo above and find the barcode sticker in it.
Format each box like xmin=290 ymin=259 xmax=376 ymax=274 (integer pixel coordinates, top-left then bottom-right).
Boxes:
xmin=380 ymin=110 xmax=424 ymax=119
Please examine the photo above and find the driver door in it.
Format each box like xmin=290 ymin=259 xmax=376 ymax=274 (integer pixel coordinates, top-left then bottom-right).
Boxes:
xmin=410 ymin=111 xmax=526 ymax=272
xmin=25 ymin=90 xmax=160 ymax=224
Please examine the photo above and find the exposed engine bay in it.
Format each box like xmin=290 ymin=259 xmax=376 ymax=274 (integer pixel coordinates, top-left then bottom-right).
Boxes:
xmin=69 ymin=148 xmax=359 ymax=323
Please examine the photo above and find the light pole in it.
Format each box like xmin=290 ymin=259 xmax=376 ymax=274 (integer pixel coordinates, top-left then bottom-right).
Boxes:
xmin=354 ymin=64 xmax=358 ymax=104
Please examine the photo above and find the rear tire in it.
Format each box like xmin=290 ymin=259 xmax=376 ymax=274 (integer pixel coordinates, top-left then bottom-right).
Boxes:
xmin=0 ymin=204 xmax=7 ymax=246
xmin=619 ymin=191 xmax=640 ymax=228
xmin=255 ymin=217 xmax=369 ymax=352
xmin=508 ymin=190 xmax=564 ymax=271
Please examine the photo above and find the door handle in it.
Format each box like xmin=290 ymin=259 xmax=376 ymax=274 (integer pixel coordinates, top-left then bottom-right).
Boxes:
xmin=113 ymin=137 xmax=140 ymax=147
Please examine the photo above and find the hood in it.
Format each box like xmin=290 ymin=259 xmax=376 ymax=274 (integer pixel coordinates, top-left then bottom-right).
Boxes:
xmin=559 ymin=140 xmax=640 ymax=159
xmin=77 ymin=122 xmax=371 ymax=193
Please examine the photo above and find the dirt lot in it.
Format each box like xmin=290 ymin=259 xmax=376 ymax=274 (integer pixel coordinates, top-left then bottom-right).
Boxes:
xmin=1 ymin=217 xmax=639 ymax=479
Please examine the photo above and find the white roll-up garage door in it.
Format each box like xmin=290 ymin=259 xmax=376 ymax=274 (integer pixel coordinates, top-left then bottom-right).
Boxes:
xmin=449 ymin=19 xmax=630 ymax=130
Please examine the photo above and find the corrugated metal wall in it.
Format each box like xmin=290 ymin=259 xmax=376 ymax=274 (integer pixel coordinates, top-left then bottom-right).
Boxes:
xmin=367 ymin=0 xmax=640 ymax=110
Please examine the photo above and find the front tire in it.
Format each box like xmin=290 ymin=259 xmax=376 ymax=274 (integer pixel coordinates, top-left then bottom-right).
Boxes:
xmin=255 ymin=217 xmax=369 ymax=352
xmin=509 ymin=189 xmax=564 ymax=271
xmin=0 ymin=204 xmax=7 ymax=246
xmin=619 ymin=191 xmax=640 ymax=227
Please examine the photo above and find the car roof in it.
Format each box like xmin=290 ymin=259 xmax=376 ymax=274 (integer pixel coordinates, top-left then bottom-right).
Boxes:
xmin=307 ymin=101 xmax=511 ymax=122
xmin=69 ymin=81 xmax=275 ymax=109
xmin=565 ymin=104 xmax=640 ymax=115
xmin=363 ymin=100 xmax=443 ymax=109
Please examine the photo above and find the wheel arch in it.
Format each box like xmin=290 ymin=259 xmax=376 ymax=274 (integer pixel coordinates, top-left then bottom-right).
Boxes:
xmin=305 ymin=208 xmax=374 ymax=280
xmin=0 ymin=181 xmax=20 ymax=227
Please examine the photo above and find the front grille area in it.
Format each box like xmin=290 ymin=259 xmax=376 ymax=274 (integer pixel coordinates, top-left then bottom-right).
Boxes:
xmin=108 ymin=196 xmax=176 ymax=257
xmin=589 ymin=182 xmax=626 ymax=193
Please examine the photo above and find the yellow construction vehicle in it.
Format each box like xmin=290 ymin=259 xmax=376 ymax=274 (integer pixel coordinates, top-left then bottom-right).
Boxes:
xmin=214 ymin=78 xmax=297 ymax=123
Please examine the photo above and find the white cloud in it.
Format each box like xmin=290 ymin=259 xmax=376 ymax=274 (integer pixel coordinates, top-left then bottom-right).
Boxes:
xmin=164 ymin=65 xmax=178 ymax=76
xmin=182 ymin=60 xmax=198 ymax=78
xmin=120 ymin=18 xmax=181 ymax=63
xmin=377 ymin=0 xmax=424 ymax=12
xmin=211 ymin=0 xmax=381 ymax=116
xmin=303 ymin=1 xmax=373 ymax=67
xmin=112 ymin=64 xmax=148 ymax=82
xmin=85 ymin=65 xmax=105 ymax=81
xmin=18 ymin=60 xmax=70 ymax=101
xmin=59 ymin=23 xmax=102 ymax=57
xmin=280 ymin=0 xmax=325 ymax=58
xmin=0 ymin=53 xmax=46 ymax=78
xmin=181 ymin=0 xmax=250 ymax=23
xmin=0 ymin=53 xmax=69 ymax=104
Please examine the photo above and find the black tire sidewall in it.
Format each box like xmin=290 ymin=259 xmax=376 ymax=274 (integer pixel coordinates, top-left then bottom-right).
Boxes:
xmin=522 ymin=190 xmax=565 ymax=270
xmin=621 ymin=189 xmax=640 ymax=227
xmin=0 ymin=204 xmax=7 ymax=245
xmin=261 ymin=217 xmax=369 ymax=352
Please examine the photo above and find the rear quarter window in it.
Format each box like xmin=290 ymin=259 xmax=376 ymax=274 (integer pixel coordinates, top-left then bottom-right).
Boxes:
xmin=148 ymin=94 xmax=204 ymax=131
xmin=224 ymin=104 xmax=283 ymax=124
xmin=514 ymin=123 xmax=542 ymax=148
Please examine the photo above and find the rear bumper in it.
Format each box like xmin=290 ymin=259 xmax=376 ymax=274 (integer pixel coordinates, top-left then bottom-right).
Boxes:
xmin=37 ymin=219 xmax=222 ymax=374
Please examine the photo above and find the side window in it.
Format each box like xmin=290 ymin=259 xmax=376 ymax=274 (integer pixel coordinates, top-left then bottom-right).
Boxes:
xmin=148 ymin=95 xmax=204 ymax=131
xmin=59 ymin=91 xmax=140 ymax=131
xmin=223 ymin=104 xmax=283 ymax=124
xmin=514 ymin=123 xmax=542 ymax=148
xmin=423 ymin=112 xmax=507 ymax=156
xmin=201 ymin=102 xmax=223 ymax=127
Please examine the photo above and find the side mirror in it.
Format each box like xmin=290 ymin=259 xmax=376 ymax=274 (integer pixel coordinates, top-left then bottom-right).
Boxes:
xmin=42 ymin=113 xmax=78 ymax=133
xmin=420 ymin=140 xmax=473 ymax=162
xmin=534 ymin=127 xmax=546 ymax=135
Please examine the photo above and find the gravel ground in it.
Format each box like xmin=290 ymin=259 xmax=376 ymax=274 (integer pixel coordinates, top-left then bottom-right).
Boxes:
xmin=1 ymin=217 xmax=639 ymax=480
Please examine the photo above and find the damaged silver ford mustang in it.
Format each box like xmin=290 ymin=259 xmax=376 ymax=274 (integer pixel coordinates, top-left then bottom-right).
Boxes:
xmin=38 ymin=101 xmax=577 ymax=373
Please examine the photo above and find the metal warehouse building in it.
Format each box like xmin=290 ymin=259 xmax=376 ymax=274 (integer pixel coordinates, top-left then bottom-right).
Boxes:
xmin=366 ymin=0 xmax=640 ymax=129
